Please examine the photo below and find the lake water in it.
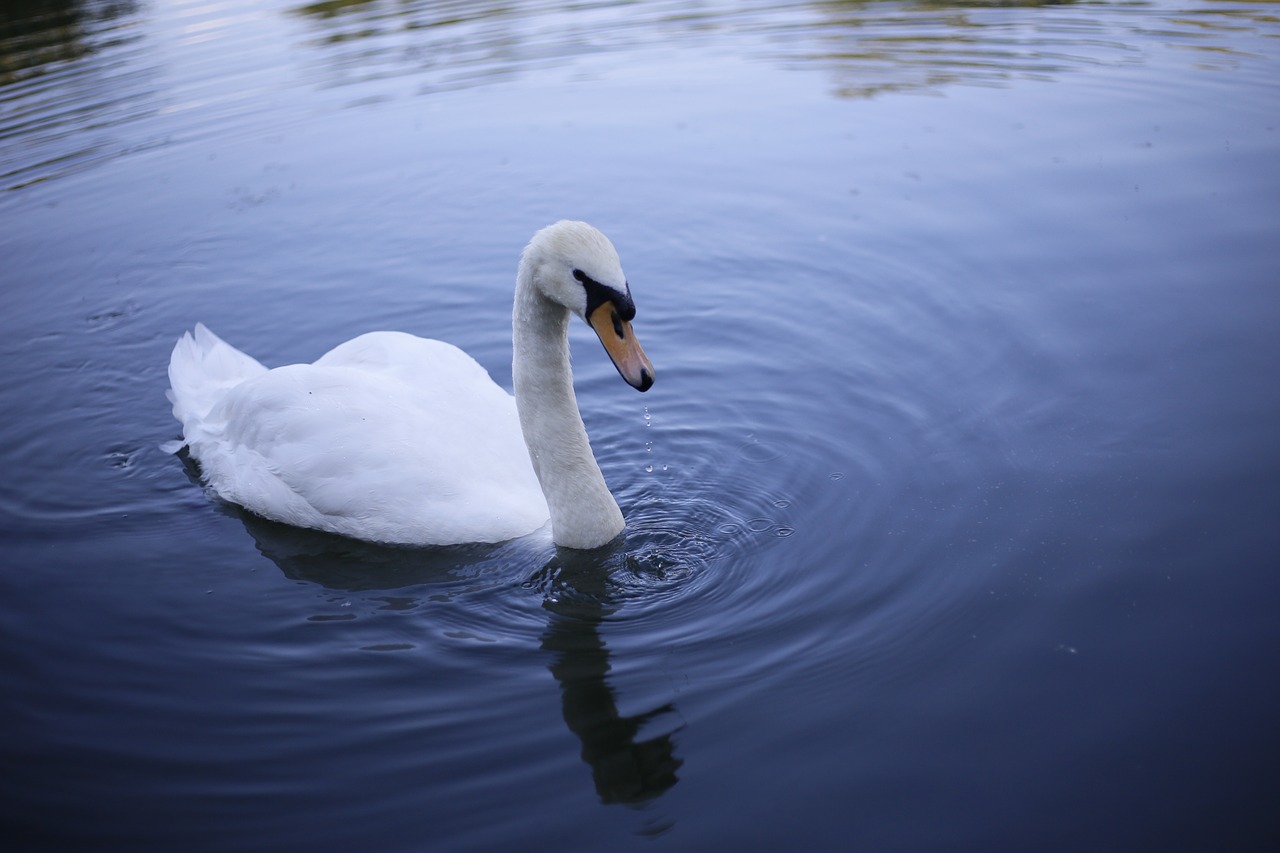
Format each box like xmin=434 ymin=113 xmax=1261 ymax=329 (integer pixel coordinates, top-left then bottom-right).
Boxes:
xmin=3 ymin=0 xmax=1279 ymax=849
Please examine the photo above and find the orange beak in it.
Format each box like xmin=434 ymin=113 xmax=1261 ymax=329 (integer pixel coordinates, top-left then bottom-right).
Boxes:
xmin=588 ymin=301 xmax=655 ymax=392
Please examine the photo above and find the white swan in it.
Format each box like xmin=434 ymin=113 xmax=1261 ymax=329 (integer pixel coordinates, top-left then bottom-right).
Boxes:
xmin=166 ymin=220 xmax=654 ymax=549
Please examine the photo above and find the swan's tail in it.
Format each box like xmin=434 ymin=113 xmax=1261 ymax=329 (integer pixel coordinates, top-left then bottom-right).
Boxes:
xmin=164 ymin=323 xmax=267 ymax=453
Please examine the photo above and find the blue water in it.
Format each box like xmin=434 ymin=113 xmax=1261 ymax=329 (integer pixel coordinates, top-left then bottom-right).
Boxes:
xmin=3 ymin=0 xmax=1279 ymax=849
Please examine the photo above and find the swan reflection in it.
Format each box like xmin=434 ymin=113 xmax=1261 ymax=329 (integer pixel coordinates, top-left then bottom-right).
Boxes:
xmin=239 ymin=509 xmax=517 ymax=591
xmin=237 ymin=512 xmax=682 ymax=806
xmin=532 ymin=549 xmax=683 ymax=804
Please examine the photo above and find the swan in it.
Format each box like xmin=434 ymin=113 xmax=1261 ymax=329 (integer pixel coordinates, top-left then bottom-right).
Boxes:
xmin=166 ymin=220 xmax=655 ymax=550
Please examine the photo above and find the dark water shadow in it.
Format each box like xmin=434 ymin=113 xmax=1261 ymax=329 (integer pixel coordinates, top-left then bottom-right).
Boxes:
xmin=530 ymin=547 xmax=684 ymax=807
xmin=237 ymin=510 xmax=515 ymax=590
xmin=209 ymin=469 xmax=683 ymax=809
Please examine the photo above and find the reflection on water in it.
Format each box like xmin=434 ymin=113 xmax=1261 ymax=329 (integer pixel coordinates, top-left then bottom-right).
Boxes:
xmin=0 ymin=0 xmax=136 ymax=83
xmin=4 ymin=0 xmax=1280 ymax=188
xmin=286 ymin=0 xmax=1280 ymax=95
xmin=533 ymin=553 xmax=684 ymax=806
xmin=241 ymin=510 xmax=513 ymax=592
xmin=239 ymin=504 xmax=683 ymax=809
xmin=0 ymin=0 xmax=149 ymax=189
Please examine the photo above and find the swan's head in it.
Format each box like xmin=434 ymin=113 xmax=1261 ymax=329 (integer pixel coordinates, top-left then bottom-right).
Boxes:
xmin=522 ymin=220 xmax=655 ymax=392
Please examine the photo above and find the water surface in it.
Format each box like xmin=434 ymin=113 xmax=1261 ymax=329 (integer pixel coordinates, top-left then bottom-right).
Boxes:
xmin=2 ymin=0 xmax=1279 ymax=849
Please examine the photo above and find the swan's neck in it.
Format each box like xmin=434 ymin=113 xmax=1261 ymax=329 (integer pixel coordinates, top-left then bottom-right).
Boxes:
xmin=513 ymin=274 xmax=624 ymax=549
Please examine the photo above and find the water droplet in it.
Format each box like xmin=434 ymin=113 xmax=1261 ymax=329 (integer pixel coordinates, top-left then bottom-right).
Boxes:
xmin=738 ymin=439 xmax=784 ymax=463
xmin=644 ymin=464 xmax=654 ymax=473
xmin=775 ymin=526 xmax=795 ymax=537
xmin=829 ymin=471 xmax=845 ymax=481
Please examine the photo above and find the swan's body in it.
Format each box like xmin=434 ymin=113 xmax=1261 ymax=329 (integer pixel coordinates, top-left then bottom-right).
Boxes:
xmin=167 ymin=221 xmax=654 ymax=549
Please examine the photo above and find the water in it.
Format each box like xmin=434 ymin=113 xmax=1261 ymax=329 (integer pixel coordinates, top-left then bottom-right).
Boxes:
xmin=3 ymin=0 xmax=1279 ymax=849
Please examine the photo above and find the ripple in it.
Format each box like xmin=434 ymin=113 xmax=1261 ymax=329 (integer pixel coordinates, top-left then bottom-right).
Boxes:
xmin=0 ymin=2 xmax=156 ymax=190
xmin=281 ymin=0 xmax=1280 ymax=102
xmin=737 ymin=435 xmax=786 ymax=463
xmin=5 ymin=0 xmax=1278 ymax=195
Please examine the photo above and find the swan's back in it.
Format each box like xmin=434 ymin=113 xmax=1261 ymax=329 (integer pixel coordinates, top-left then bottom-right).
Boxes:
xmin=167 ymin=325 xmax=549 ymax=545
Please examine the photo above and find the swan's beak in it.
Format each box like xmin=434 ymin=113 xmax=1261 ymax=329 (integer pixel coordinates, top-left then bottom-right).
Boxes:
xmin=588 ymin=301 xmax=655 ymax=392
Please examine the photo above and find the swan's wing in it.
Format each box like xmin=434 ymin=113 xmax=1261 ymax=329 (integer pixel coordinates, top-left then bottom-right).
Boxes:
xmin=194 ymin=334 xmax=548 ymax=545
xmin=314 ymin=331 xmax=496 ymax=398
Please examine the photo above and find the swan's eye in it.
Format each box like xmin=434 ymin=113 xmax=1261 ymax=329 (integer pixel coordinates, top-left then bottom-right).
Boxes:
xmin=578 ymin=269 xmax=636 ymax=326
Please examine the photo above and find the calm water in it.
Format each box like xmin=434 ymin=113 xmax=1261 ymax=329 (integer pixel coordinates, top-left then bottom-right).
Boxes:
xmin=3 ymin=0 xmax=1279 ymax=849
